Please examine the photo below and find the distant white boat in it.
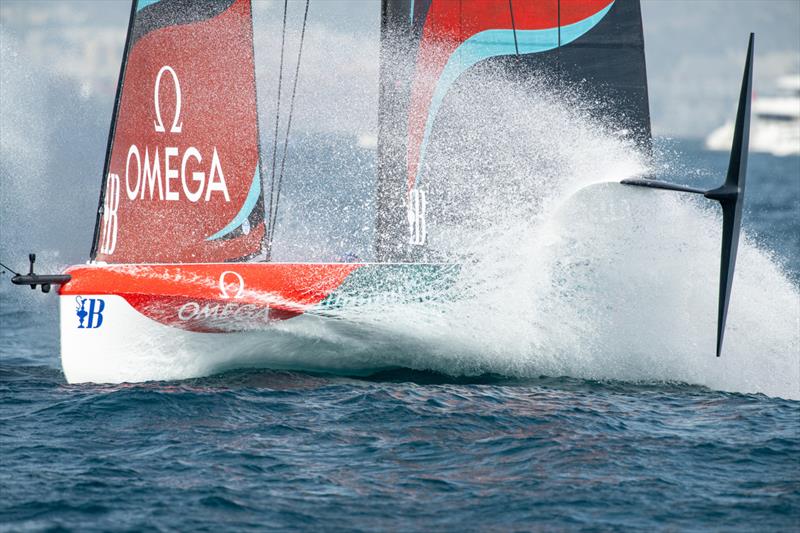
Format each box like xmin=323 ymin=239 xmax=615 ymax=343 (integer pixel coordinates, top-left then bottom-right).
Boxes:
xmin=706 ymin=75 xmax=800 ymax=156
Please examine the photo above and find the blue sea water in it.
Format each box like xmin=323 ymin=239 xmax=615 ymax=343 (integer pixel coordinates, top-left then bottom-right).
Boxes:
xmin=1 ymin=142 xmax=799 ymax=531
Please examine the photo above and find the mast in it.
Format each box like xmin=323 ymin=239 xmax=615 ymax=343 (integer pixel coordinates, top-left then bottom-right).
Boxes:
xmin=375 ymin=0 xmax=417 ymax=262
xmin=89 ymin=0 xmax=137 ymax=261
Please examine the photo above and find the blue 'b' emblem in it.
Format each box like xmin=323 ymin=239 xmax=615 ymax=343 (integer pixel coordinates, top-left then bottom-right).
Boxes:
xmin=76 ymin=296 xmax=105 ymax=329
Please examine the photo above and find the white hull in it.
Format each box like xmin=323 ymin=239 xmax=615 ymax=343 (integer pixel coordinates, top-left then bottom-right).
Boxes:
xmin=60 ymin=295 xmax=380 ymax=384
xmin=58 ymin=262 xmax=458 ymax=384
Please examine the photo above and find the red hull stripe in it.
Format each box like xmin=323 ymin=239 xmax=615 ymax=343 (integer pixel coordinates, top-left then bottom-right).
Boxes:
xmin=61 ymin=263 xmax=362 ymax=314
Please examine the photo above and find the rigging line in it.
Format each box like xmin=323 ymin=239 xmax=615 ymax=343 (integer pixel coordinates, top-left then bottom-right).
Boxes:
xmin=508 ymin=0 xmax=519 ymax=56
xmin=267 ymin=0 xmax=310 ymax=250
xmin=0 ymin=260 xmax=20 ymax=276
xmin=265 ymin=0 xmax=289 ymax=259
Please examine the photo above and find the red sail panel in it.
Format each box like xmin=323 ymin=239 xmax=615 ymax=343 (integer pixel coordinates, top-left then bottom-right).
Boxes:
xmin=407 ymin=0 xmax=612 ymax=190
xmin=95 ymin=0 xmax=264 ymax=263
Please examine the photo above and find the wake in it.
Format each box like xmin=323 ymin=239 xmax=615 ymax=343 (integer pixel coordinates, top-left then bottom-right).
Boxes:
xmin=288 ymin=78 xmax=800 ymax=399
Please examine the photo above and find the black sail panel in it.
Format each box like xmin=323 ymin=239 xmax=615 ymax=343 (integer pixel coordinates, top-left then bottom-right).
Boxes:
xmin=375 ymin=0 xmax=651 ymax=262
xmin=556 ymin=0 xmax=652 ymax=145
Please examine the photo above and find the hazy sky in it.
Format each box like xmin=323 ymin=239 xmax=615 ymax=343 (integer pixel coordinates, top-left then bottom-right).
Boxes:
xmin=1 ymin=0 xmax=798 ymax=136
xmin=642 ymin=0 xmax=800 ymax=136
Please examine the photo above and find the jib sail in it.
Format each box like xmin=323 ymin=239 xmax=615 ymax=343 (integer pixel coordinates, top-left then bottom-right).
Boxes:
xmin=376 ymin=0 xmax=651 ymax=261
xmin=91 ymin=0 xmax=265 ymax=263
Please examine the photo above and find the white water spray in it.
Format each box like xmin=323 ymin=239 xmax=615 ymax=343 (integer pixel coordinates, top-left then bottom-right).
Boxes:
xmin=2 ymin=8 xmax=797 ymax=397
xmin=263 ymin=74 xmax=800 ymax=399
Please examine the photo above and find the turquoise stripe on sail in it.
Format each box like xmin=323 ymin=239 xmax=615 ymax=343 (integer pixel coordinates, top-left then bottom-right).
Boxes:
xmin=413 ymin=2 xmax=614 ymax=187
xmin=206 ymin=164 xmax=262 ymax=241
xmin=136 ymin=0 xmax=162 ymax=11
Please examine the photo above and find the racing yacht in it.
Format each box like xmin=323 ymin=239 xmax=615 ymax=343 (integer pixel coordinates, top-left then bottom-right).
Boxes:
xmin=7 ymin=0 xmax=753 ymax=383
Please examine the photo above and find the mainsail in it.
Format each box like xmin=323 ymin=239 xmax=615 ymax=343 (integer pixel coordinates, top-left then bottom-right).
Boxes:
xmin=90 ymin=0 xmax=265 ymax=263
xmin=90 ymin=0 xmax=651 ymax=264
xmin=376 ymin=0 xmax=651 ymax=261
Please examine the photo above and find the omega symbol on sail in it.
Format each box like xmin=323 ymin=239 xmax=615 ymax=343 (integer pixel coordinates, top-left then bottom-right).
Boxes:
xmin=153 ymin=65 xmax=183 ymax=133
xmin=121 ymin=65 xmax=230 ymax=207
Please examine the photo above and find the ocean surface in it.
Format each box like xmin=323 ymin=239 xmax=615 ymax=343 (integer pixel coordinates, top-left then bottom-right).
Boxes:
xmin=1 ymin=141 xmax=799 ymax=531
